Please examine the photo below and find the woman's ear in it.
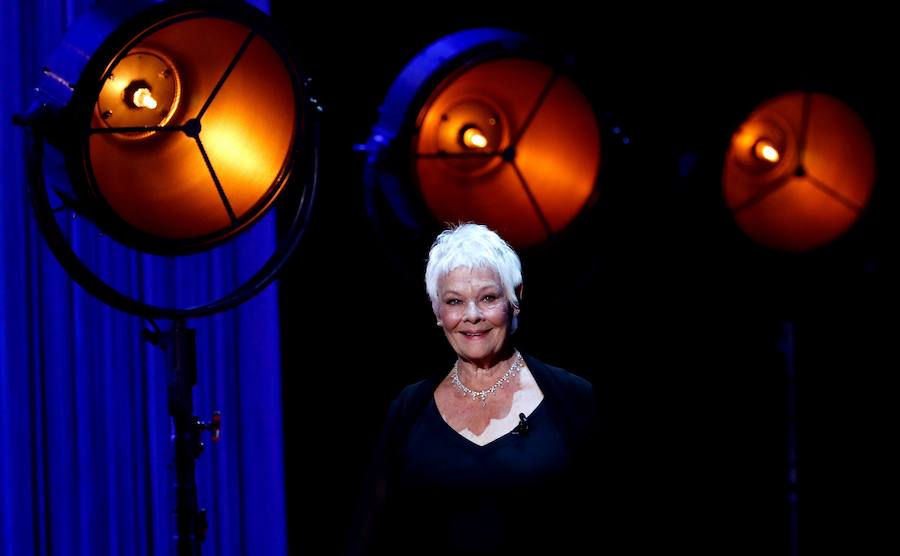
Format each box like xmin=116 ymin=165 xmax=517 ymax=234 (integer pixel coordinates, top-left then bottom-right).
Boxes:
xmin=515 ymin=284 xmax=524 ymax=312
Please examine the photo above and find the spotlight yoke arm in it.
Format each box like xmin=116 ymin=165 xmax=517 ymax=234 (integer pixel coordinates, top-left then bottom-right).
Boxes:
xmin=18 ymin=116 xmax=320 ymax=320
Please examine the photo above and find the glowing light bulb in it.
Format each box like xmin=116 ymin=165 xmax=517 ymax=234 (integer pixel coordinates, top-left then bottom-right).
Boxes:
xmin=462 ymin=127 xmax=488 ymax=149
xmin=97 ymin=51 xmax=180 ymax=138
xmin=753 ymin=139 xmax=780 ymax=163
xmin=132 ymin=87 xmax=158 ymax=110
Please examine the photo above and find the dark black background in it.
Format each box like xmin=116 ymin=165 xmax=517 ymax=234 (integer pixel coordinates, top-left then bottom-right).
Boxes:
xmin=270 ymin=5 xmax=896 ymax=554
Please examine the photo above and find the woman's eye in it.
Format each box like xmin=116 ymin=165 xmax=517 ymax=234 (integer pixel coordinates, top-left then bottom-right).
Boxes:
xmin=482 ymin=295 xmax=497 ymax=303
xmin=446 ymin=299 xmax=461 ymax=305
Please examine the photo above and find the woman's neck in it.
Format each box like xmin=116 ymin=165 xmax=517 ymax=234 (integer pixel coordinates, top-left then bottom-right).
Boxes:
xmin=456 ymin=348 xmax=518 ymax=383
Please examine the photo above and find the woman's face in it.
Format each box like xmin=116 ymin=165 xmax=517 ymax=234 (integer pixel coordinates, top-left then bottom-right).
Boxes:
xmin=436 ymin=266 xmax=515 ymax=367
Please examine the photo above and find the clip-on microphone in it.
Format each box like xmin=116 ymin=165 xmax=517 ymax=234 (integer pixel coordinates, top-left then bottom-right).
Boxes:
xmin=511 ymin=412 xmax=529 ymax=436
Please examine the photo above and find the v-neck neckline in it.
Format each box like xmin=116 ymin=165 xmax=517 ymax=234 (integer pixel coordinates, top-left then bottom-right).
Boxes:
xmin=428 ymin=396 xmax=544 ymax=451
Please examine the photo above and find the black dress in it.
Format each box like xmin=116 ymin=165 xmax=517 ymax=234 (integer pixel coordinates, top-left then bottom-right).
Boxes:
xmin=345 ymin=354 xmax=601 ymax=556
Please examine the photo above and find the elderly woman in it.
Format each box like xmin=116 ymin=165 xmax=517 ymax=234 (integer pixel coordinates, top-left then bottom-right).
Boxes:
xmin=346 ymin=223 xmax=600 ymax=555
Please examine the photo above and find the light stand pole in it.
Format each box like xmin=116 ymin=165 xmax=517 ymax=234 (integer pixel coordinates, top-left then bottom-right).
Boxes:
xmin=779 ymin=320 xmax=798 ymax=556
xmin=165 ymin=320 xmax=204 ymax=555
xmin=147 ymin=319 xmax=222 ymax=555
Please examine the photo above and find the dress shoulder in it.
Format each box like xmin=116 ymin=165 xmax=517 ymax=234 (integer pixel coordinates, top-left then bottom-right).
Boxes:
xmin=523 ymin=354 xmax=594 ymax=401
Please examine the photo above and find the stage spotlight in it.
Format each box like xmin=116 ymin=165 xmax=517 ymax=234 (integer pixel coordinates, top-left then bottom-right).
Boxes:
xmin=723 ymin=91 xmax=875 ymax=252
xmin=27 ymin=0 xmax=311 ymax=255
xmin=364 ymin=28 xmax=602 ymax=248
xmin=16 ymin=0 xmax=318 ymax=319
xmin=15 ymin=3 xmax=318 ymax=553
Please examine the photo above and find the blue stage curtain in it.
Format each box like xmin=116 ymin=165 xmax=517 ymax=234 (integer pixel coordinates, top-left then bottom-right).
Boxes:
xmin=0 ymin=1 xmax=288 ymax=555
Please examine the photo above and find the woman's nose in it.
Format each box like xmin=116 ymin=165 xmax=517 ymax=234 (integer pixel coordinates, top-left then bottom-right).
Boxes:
xmin=463 ymin=300 xmax=482 ymax=321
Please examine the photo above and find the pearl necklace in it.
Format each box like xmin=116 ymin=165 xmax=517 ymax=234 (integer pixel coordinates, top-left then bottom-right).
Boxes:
xmin=451 ymin=351 xmax=523 ymax=406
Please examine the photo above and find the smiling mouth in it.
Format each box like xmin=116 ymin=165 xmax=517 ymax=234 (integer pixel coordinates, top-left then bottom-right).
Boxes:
xmin=461 ymin=331 xmax=488 ymax=337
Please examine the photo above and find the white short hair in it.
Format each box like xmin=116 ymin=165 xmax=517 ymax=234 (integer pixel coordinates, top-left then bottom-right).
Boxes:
xmin=425 ymin=223 xmax=522 ymax=315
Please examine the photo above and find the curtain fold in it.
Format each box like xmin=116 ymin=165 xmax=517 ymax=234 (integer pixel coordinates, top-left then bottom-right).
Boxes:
xmin=1 ymin=1 xmax=287 ymax=555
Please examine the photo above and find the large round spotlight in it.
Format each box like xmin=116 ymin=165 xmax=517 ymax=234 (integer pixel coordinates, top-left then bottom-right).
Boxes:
xmin=723 ymin=91 xmax=875 ymax=252
xmin=39 ymin=1 xmax=309 ymax=254
xmin=364 ymin=28 xmax=602 ymax=249
xmin=19 ymin=0 xmax=318 ymax=318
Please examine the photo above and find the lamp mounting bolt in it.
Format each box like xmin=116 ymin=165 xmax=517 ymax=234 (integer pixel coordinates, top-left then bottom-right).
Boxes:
xmin=182 ymin=118 xmax=202 ymax=138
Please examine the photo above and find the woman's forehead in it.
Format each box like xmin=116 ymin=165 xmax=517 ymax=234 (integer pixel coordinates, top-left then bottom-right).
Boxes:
xmin=440 ymin=266 xmax=502 ymax=288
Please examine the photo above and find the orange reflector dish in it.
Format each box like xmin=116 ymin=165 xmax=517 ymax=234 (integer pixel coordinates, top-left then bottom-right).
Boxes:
xmin=80 ymin=12 xmax=300 ymax=252
xmin=723 ymin=92 xmax=875 ymax=251
xmin=414 ymin=58 xmax=600 ymax=248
